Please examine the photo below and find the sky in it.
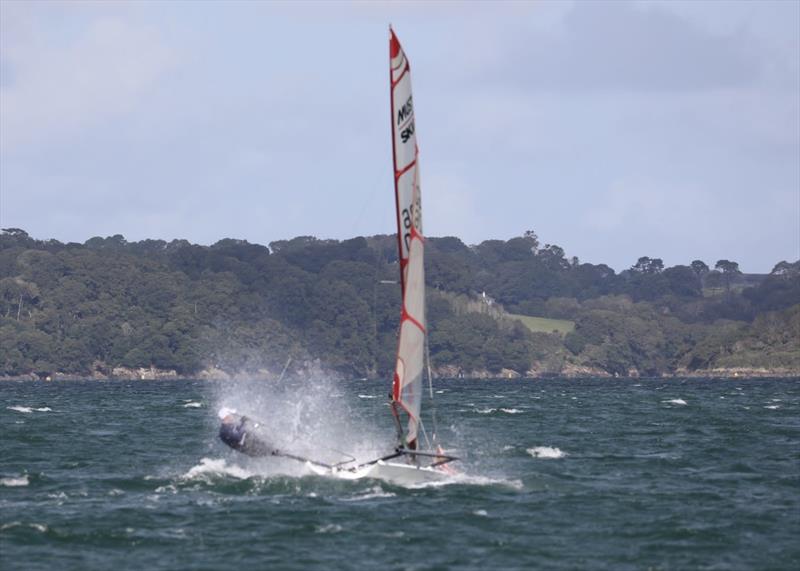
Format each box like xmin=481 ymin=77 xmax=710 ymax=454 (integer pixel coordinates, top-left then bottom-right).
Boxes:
xmin=1 ymin=0 xmax=798 ymax=273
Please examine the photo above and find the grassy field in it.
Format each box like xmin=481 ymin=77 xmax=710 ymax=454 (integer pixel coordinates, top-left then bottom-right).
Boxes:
xmin=507 ymin=313 xmax=575 ymax=335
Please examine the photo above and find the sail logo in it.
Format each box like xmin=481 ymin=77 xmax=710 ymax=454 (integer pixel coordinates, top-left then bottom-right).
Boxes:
xmin=397 ymin=95 xmax=414 ymax=125
xmin=401 ymin=122 xmax=415 ymax=143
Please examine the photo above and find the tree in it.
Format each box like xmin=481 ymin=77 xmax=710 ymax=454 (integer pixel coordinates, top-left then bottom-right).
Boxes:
xmin=690 ymin=260 xmax=709 ymax=277
xmin=714 ymin=259 xmax=742 ymax=298
xmin=522 ymin=230 xmax=539 ymax=253
xmin=631 ymin=256 xmax=664 ymax=275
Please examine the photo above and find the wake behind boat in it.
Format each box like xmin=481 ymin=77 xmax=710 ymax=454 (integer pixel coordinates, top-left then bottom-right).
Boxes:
xmin=217 ymin=28 xmax=458 ymax=486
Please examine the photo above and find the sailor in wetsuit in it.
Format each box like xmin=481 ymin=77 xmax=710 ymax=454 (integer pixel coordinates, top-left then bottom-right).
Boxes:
xmin=218 ymin=407 xmax=276 ymax=457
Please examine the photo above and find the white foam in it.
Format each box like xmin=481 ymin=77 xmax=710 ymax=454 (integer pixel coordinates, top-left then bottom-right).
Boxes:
xmin=665 ymin=398 xmax=687 ymax=406
xmin=7 ymin=406 xmax=32 ymax=413
xmin=447 ymin=475 xmax=524 ymax=490
xmin=0 ymin=522 xmax=47 ymax=532
xmin=473 ymin=509 xmax=489 ymax=517
xmin=181 ymin=458 xmax=253 ymax=481
xmin=155 ymin=484 xmax=178 ymax=494
xmin=357 ymin=394 xmax=376 ymax=399
xmin=764 ymin=405 xmax=780 ymax=410
xmin=475 ymin=407 xmax=496 ymax=414
xmin=342 ymin=485 xmax=396 ymax=501
xmin=0 ymin=475 xmax=29 ymax=487
xmin=7 ymin=406 xmax=50 ymax=413
xmin=527 ymin=446 xmax=567 ymax=459
xmin=182 ymin=402 xmax=202 ymax=408
xmin=500 ymin=408 xmax=523 ymax=414
xmin=502 ymin=445 xmax=515 ymax=451
xmin=315 ymin=523 xmax=343 ymax=533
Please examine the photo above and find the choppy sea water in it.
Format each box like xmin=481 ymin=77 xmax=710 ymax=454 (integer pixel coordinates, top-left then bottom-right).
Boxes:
xmin=1 ymin=377 xmax=798 ymax=570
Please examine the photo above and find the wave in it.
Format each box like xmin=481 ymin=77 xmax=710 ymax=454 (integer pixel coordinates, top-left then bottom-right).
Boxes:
xmin=500 ymin=408 xmax=524 ymax=414
xmin=527 ymin=446 xmax=567 ymax=459
xmin=315 ymin=523 xmax=344 ymax=533
xmin=0 ymin=475 xmax=30 ymax=487
xmin=6 ymin=406 xmax=51 ymax=413
xmin=181 ymin=458 xmax=254 ymax=481
xmin=664 ymin=398 xmax=687 ymax=406
xmin=341 ymin=485 xmax=396 ymax=501
xmin=357 ymin=394 xmax=377 ymax=399
xmin=182 ymin=402 xmax=203 ymax=408
xmin=0 ymin=522 xmax=47 ymax=533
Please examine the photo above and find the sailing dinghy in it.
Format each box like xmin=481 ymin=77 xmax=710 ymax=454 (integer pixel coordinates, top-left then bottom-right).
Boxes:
xmin=306 ymin=28 xmax=458 ymax=484
xmin=219 ymin=29 xmax=458 ymax=485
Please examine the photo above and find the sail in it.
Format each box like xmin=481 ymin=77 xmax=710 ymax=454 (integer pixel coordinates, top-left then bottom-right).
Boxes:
xmin=389 ymin=28 xmax=424 ymax=447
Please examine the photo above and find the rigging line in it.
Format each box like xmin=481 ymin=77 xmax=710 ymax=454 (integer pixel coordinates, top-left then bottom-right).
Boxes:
xmin=424 ymin=294 xmax=439 ymax=444
xmin=350 ymin=164 xmax=389 ymax=237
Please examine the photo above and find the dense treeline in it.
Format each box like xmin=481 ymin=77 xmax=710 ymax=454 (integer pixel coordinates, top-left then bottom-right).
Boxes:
xmin=1 ymin=228 xmax=798 ymax=378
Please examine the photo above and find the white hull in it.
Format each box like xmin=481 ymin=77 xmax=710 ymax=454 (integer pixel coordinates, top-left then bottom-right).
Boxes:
xmin=307 ymin=460 xmax=449 ymax=486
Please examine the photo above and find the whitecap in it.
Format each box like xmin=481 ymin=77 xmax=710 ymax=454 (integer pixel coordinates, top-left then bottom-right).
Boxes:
xmin=315 ymin=523 xmax=343 ymax=534
xmin=7 ymin=406 xmax=32 ymax=414
xmin=665 ymin=398 xmax=687 ymax=406
xmin=357 ymin=394 xmax=376 ymax=399
xmin=502 ymin=445 xmax=515 ymax=451
xmin=473 ymin=509 xmax=488 ymax=517
xmin=342 ymin=485 xmax=396 ymax=501
xmin=182 ymin=402 xmax=202 ymax=408
xmin=500 ymin=408 xmax=523 ymax=414
xmin=181 ymin=458 xmax=253 ymax=481
xmin=444 ymin=475 xmax=524 ymax=489
xmin=527 ymin=446 xmax=567 ymax=459
xmin=0 ymin=522 xmax=47 ymax=532
xmin=475 ymin=408 xmax=497 ymax=414
xmin=7 ymin=406 xmax=51 ymax=413
xmin=764 ymin=405 xmax=780 ymax=410
xmin=0 ymin=475 xmax=29 ymax=487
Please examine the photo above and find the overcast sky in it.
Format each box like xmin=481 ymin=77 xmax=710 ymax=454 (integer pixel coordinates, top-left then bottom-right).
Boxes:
xmin=1 ymin=0 xmax=798 ymax=272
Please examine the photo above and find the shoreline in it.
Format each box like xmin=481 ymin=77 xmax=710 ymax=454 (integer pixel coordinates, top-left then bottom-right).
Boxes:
xmin=2 ymin=366 xmax=798 ymax=382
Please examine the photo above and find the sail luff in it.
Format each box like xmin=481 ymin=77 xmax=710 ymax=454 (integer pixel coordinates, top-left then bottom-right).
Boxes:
xmin=389 ymin=27 xmax=406 ymax=297
xmin=389 ymin=28 xmax=424 ymax=448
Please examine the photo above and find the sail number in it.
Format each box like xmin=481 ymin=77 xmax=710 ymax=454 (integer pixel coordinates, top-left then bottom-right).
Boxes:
xmin=401 ymin=199 xmax=422 ymax=252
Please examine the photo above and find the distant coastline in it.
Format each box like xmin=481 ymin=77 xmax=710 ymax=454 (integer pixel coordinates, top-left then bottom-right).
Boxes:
xmin=2 ymin=230 xmax=798 ymax=381
xmin=2 ymin=364 xmax=798 ymax=382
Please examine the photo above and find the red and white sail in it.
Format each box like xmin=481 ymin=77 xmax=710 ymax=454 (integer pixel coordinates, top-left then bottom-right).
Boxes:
xmin=389 ymin=28 xmax=424 ymax=447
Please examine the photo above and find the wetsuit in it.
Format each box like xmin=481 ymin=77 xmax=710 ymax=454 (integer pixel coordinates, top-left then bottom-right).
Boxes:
xmin=219 ymin=417 xmax=276 ymax=457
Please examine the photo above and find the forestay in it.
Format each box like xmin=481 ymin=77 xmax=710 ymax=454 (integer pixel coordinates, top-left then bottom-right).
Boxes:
xmin=389 ymin=28 xmax=425 ymax=448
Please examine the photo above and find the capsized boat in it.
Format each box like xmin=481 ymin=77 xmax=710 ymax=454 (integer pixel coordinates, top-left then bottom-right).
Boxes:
xmin=218 ymin=28 xmax=458 ymax=485
xmin=307 ymin=28 xmax=458 ymax=484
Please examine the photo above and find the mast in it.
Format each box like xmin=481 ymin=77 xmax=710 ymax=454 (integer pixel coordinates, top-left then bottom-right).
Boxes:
xmin=389 ymin=28 xmax=425 ymax=449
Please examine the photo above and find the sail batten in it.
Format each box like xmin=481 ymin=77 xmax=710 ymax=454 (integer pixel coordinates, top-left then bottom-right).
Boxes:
xmin=389 ymin=28 xmax=424 ymax=448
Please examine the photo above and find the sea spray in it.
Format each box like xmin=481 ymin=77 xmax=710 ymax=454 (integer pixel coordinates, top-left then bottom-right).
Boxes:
xmin=211 ymin=376 xmax=388 ymax=469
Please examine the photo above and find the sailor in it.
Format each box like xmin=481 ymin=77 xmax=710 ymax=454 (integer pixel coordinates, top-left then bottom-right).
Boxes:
xmin=218 ymin=407 xmax=247 ymax=450
xmin=218 ymin=407 xmax=276 ymax=457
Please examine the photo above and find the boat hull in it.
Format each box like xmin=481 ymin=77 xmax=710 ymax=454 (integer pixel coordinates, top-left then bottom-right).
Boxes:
xmin=307 ymin=460 xmax=449 ymax=486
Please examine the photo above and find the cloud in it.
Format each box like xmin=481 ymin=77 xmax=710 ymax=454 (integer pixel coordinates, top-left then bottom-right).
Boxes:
xmin=469 ymin=0 xmax=760 ymax=93
xmin=1 ymin=4 xmax=177 ymax=151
